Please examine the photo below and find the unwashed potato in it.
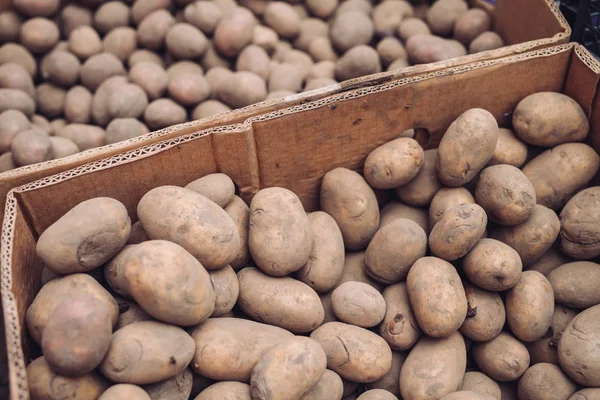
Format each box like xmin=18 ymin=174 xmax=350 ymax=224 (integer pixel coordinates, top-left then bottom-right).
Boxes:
xmin=129 ymin=61 xmax=169 ymax=101
xmin=358 ymin=389 xmax=398 ymax=400
xmin=0 ymin=88 xmax=35 ymax=116
xmin=365 ymin=351 xmax=405 ymax=396
xmin=395 ymin=149 xmax=442 ymax=207
xmin=99 ymin=384 xmax=151 ymax=400
xmin=143 ymin=368 xmax=193 ymax=400
xmin=462 ymin=238 xmax=522 ymax=291
xmin=115 ymin=298 xmax=153 ymax=331
xmin=0 ymin=62 xmax=35 ymax=96
xmin=547 ymin=262 xmax=600 ymax=308
xmin=406 ymin=34 xmax=467 ymax=64
xmin=559 ymin=186 xmax=600 ymax=259
xmin=338 ymin=251 xmax=384 ymax=292
xmin=105 ymin=245 xmax=136 ymax=299
xmin=363 ymin=137 xmax=424 ymax=189
xmin=526 ymin=246 xmax=573 ymax=276
xmin=400 ymin=332 xmax=467 ymax=400
xmin=472 ymin=332 xmax=530 ymax=382
xmin=330 ymin=11 xmax=373 ymax=53
xmin=398 ymin=18 xmax=431 ymax=41
xmin=218 ymin=71 xmax=267 ymax=108
xmin=137 ymin=185 xmax=240 ymax=270
xmin=426 ymin=0 xmax=468 ymax=36
xmin=429 ymin=187 xmax=475 ymax=228
xmin=569 ymin=389 xmax=600 ymax=400
xmin=335 ymin=45 xmax=381 ymax=82
xmin=518 ymin=363 xmax=577 ymax=400
xmin=488 ymin=128 xmax=528 ymax=168
xmin=184 ymin=173 xmax=235 ymax=208
xmin=237 ymin=267 xmax=324 ymax=333
xmin=224 ymin=195 xmax=250 ymax=270
xmin=0 ymin=109 xmax=29 ymax=153
xmin=380 ymin=201 xmax=428 ymax=233
xmin=379 ymin=282 xmax=421 ymax=351
xmin=454 ymin=9 xmax=491 ymax=45
xmin=11 ymin=128 xmax=53 ymax=167
xmin=107 ymin=84 xmax=149 ymax=119
xmin=144 ymin=98 xmax=187 ymax=130
xmin=36 ymin=197 xmax=130 ymax=274
xmin=213 ymin=8 xmax=256 ymax=57
xmin=103 ymin=27 xmax=138 ymax=62
xmin=459 ymin=283 xmax=505 ymax=342
xmin=469 ymin=32 xmax=504 ymax=53
xmin=58 ymin=123 xmax=106 ymax=150
xmin=459 ymin=372 xmax=501 ymax=400
xmin=196 ymin=382 xmax=251 ymax=400
xmin=105 ymin=118 xmax=150 ymax=144
xmin=301 ymin=369 xmax=344 ymax=400
xmin=331 ymin=281 xmax=386 ymax=328
xmin=209 ymin=265 xmax=239 ymax=317
xmin=65 ymin=85 xmax=92 ymax=124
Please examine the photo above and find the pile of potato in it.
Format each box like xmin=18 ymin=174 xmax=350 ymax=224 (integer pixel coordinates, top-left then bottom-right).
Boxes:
xmin=0 ymin=0 xmax=504 ymax=172
xmin=24 ymin=90 xmax=600 ymax=400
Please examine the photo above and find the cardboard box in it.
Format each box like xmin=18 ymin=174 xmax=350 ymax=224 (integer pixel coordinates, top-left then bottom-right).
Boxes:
xmin=1 ymin=42 xmax=599 ymax=399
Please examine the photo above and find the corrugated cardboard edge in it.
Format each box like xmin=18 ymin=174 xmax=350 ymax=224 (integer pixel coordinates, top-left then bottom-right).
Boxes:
xmin=0 ymin=43 xmax=583 ymax=400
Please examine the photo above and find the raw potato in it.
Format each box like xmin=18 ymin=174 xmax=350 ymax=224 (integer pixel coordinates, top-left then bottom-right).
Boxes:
xmin=380 ymin=201 xmax=428 ymax=234
xmin=36 ymin=83 xmax=66 ymax=119
xmin=395 ymin=149 xmax=442 ymax=207
xmin=184 ymin=1 xmax=223 ymax=34
xmin=548 ymin=262 xmax=600 ymax=308
xmin=406 ymin=35 xmax=467 ymax=64
xmin=250 ymin=337 xmax=327 ymax=400
xmin=99 ymin=384 xmax=151 ymax=400
xmin=358 ymin=389 xmax=398 ymax=400
xmin=569 ymin=389 xmax=600 ymax=400
xmin=41 ymin=49 xmax=80 ymax=88
xmin=335 ymin=45 xmax=382 ymax=81
xmin=472 ymin=332 xmax=530 ymax=382
xmin=184 ymin=173 xmax=235 ymax=208
xmin=0 ymin=62 xmax=35 ymax=96
xmin=99 ymin=321 xmax=195 ymax=385
xmin=105 ymin=118 xmax=149 ymax=144
xmin=559 ymin=187 xmax=600 ymax=259
xmin=462 ymin=238 xmax=522 ymax=291
xmin=379 ymin=283 xmax=421 ymax=351
xmin=65 ymin=85 xmax=92 ymax=124
xmin=143 ymin=368 xmax=193 ymax=400
xmin=0 ymin=88 xmax=35 ymax=116
xmin=137 ymin=10 xmax=175 ymax=51
xmin=214 ymin=8 xmax=256 ymax=57
xmin=36 ymin=197 xmax=130 ymax=274
xmin=144 ymin=98 xmax=187 ymax=130
xmin=50 ymin=136 xmax=80 ymax=158
xmin=460 ymin=283 xmax=505 ymax=342
xmin=527 ymin=247 xmax=573 ymax=278
xmin=103 ymin=27 xmax=138 ymax=62
xmin=224 ymin=195 xmax=251 ymax=270
xmin=400 ymin=332 xmax=467 ymax=400
xmin=330 ymin=11 xmax=374 ymax=53
xmin=363 ymin=138 xmax=424 ymax=189
xmin=522 ymin=143 xmax=600 ymax=210
xmin=190 ymin=317 xmax=293 ymax=382
xmin=429 ymin=187 xmax=475 ymax=228
xmin=249 ymin=187 xmax=312 ymax=276
xmin=437 ymin=108 xmax=499 ymax=187
xmin=331 ymin=281 xmax=386 ymax=328
xmin=115 ymin=298 xmax=153 ymax=330
xmin=459 ymin=372 xmax=501 ymax=400
xmin=166 ymin=23 xmax=208 ymax=60
xmin=129 ymin=62 xmax=169 ymax=100
xmin=518 ymin=363 xmax=577 ymax=400
xmin=429 ymin=203 xmax=487 ymax=261
xmin=91 ymin=75 xmax=129 ymax=126
xmin=426 ymin=0 xmax=468 ymax=36
xmin=338 ymin=251 xmax=384 ymax=292
xmin=406 ymin=256 xmax=467 ymax=337
xmin=365 ymin=351 xmax=405 ymax=396
xmin=513 ymin=92 xmax=589 ymax=147
xmin=137 ymin=185 xmax=240 ymax=270
xmin=237 ymin=267 xmax=324 ymax=333
xmin=321 ymin=167 xmax=380 ymax=251
xmin=310 ymin=321 xmax=392 ymax=383
xmin=263 ymin=2 xmax=300 ymax=39
xmin=295 ymin=211 xmax=345 ymax=293
xmin=80 ymin=52 xmax=126 ymax=91
xmin=20 ymin=17 xmax=59 ymax=54
xmin=488 ymin=128 xmax=528 ymax=168
xmin=0 ymin=109 xmax=29 ymax=153
xmin=11 ymin=129 xmax=53 ymax=167
xmin=454 ymin=9 xmax=491 ymax=45
xmin=218 ymin=71 xmax=267 ymax=108
xmin=209 ymin=265 xmax=239 ymax=317
xmin=398 ymin=18 xmax=431 ymax=41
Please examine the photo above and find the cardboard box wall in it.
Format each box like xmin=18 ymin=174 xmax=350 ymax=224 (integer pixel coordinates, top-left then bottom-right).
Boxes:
xmin=1 ymin=42 xmax=599 ymax=399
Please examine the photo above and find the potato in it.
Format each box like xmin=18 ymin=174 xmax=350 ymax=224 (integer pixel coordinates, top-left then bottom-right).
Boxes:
xmin=330 ymin=11 xmax=373 ymax=52
xmin=268 ymin=63 xmax=304 ymax=92
xmin=184 ymin=1 xmax=223 ymax=34
xmin=196 ymin=382 xmax=251 ymax=400
xmin=527 ymin=246 xmax=572 ymax=276
xmin=99 ymin=384 xmax=151 ymax=400
xmin=357 ymin=390 xmax=398 ymax=400
xmin=400 ymin=332 xmax=466 ymax=400
xmin=489 ymin=204 xmax=560 ymax=267
xmin=0 ymin=43 xmax=37 ymax=77
xmin=0 ymin=88 xmax=35 ymax=117
xmin=138 ymin=10 xmax=176 ymax=51
xmin=105 ymin=118 xmax=149 ymax=144
xmin=214 ymin=8 xmax=256 ymax=57
xmin=105 ymin=245 xmax=135 ymax=298
xmin=223 ymin=195 xmax=250 ymax=270
xmin=0 ymin=109 xmax=29 ymax=153
xmin=459 ymin=372 xmax=501 ymax=400
xmin=165 ymin=23 xmax=208 ymax=60
xmin=35 ymin=83 xmax=66 ymax=119
xmin=559 ymin=186 xmax=600 ymax=259
xmin=547 ymin=262 xmax=598 ymax=309
xmin=129 ymin=62 xmax=169 ymax=101
xmin=253 ymin=25 xmax=279 ymax=55
xmin=406 ymin=256 xmax=467 ymax=337
xmin=26 ymin=273 xmax=119 ymax=344
xmin=395 ymin=149 xmax=442 ymax=207
xmin=192 ymin=100 xmax=232 ymax=119
xmin=558 ymin=304 xmax=600 ymax=386
xmin=218 ymin=71 xmax=267 ymax=108
xmin=569 ymin=390 xmax=600 ymax=400
xmin=379 ymin=283 xmax=421 ymax=350
xmin=488 ymin=128 xmax=528 ymax=167
xmin=454 ymin=9 xmax=491 ymax=45
xmin=311 ymin=321 xmax=392 ymax=383
xmin=472 ymin=332 xmax=530 ymax=381
xmin=0 ymin=11 xmax=21 ymax=42
xmin=331 ymin=281 xmax=386 ymax=328
xmin=28 ymin=356 xmax=107 ymax=400
xmin=237 ymin=267 xmax=324 ymax=332
xmin=184 ymin=173 xmax=235 ymax=208
xmin=235 ymin=45 xmax=270 ymax=80
xmin=398 ymin=18 xmax=431 ymax=41
xmin=429 ymin=187 xmax=475 ymax=228
xmin=31 ymin=114 xmax=51 ymax=135
xmin=202 ymin=41 xmax=233 ymax=70
xmin=380 ymin=201 xmax=428 ymax=233
xmin=470 ymin=31 xmax=505 ymax=53
xmin=0 ymin=62 xmax=35 ymax=96
xmin=442 ymin=392 xmax=496 ymax=400
xmin=365 ymin=219 xmax=426 ymax=284
xmin=208 ymin=265 xmax=239 ymax=317
xmin=426 ymin=0 xmax=468 ymax=36
xmin=168 ymin=72 xmax=211 ymax=106
xmin=459 ymin=283 xmax=505 ymax=342
xmin=14 ymin=0 xmax=60 ymax=17
xmin=138 ymin=186 xmax=240 ymax=270
xmin=365 ymin=351 xmax=404 ymax=396
xmin=90 ymin=75 xmax=128 ymax=126
xmin=407 ymin=34 xmax=467 ymax=64
xmin=68 ymin=26 xmax=102 ymax=60
xmin=115 ymin=298 xmax=153 ymax=330
xmin=190 ymin=317 xmax=293 ymax=381
xmin=263 ymin=2 xmax=300 ymax=39
xmin=298 ymin=369 xmax=343 ymax=400
xmin=11 ymin=128 xmax=53 ymax=167
xmin=143 ymin=369 xmax=193 ymax=400
xmin=94 ymin=1 xmax=130 ymax=34
xmin=58 ymin=123 xmax=105 ymax=150
xmin=132 ymin=0 xmax=171 ymax=25
xmin=518 ymin=363 xmax=577 ymax=400
xmin=20 ymin=17 xmax=59 ymax=54
xmin=375 ymin=37 xmax=405 ymax=68
xmin=206 ymin=66 xmax=233 ymax=98
xmin=60 ymin=4 xmax=92 ymax=37
xmin=363 ymin=138 xmax=424 ymax=189
xmin=335 ymin=0 xmax=372 ymax=16
xmin=81 ymin=52 xmax=126 ymax=91
xmin=462 ymin=238 xmax=522 ymax=291
xmin=321 ymin=167 xmax=380 ymax=251
xmin=335 ymin=45 xmax=382 ymax=82
xmin=168 ymin=62 xmax=204 ymax=81
xmin=309 ymin=37 xmax=337 ymax=62
xmin=294 ymin=18 xmax=328 ymax=52
xmin=371 ymin=0 xmax=413 ymax=34
xmin=64 ymin=85 xmax=92 ymax=124
xmin=128 ymin=51 xmax=164 ymax=69
xmin=144 ymin=98 xmax=187 ymax=130
xmin=475 ymin=165 xmax=535 ymax=226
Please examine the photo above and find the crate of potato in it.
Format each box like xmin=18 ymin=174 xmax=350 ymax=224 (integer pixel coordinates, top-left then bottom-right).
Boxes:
xmin=0 ymin=0 xmax=570 ymax=224
xmin=2 ymin=42 xmax=600 ymax=400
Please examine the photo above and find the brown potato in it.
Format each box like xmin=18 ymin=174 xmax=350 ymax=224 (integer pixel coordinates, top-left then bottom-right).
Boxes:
xmin=107 ymin=84 xmax=149 ymax=120
xmin=58 ymin=123 xmax=105 ymax=150
xmin=129 ymin=61 xmax=169 ymax=100
xmin=400 ymin=332 xmax=467 ymax=400
xmin=406 ymin=34 xmax=467 ymax=64
xmin=132 ymin=0 xmax=171 ymax=25
xmin=41 ymin=50 xmax=80 ymax=89
xmin=395 ymin=149 xmax=442 ymax=207
xmin=60 ymin=4 xmax=92 ymax=38
xmin=237 ymin=267 xmax=324 ymax=333
xmin=472 ymin=332 xmax=530 ymax=382
xmin=376 ymin=37 xmax=406 ymax=67
xmin=0 ymin=62 xmax=35 ymax=96
xmin=310 ymin=321 xmax=392 ymax=383
xmin=115 ymin=297 xmax=153 ymax=331
xmin=357 ymin=389 xmax=398 ymax=400
xmin=301 ymin=369 xmax=344 ymax=400
xmin=488 ymin=128 xmax=528 ymax=168
xmin=335 ymin=45 xmax=382 ymax=82
xmin=330 ymin=11 xmax=374 ymax=53
xmin=65 ymin=85 xmax=92 ymax=124
xmin=0 ymin=88 xmax=35 ymax=117
xmin=144 ymin=98 xmax=187 ymax=130
xmin=268 ymin=63 xmax=305 ymax=93
xmin=196 ymin=382 xmax=251 ymax=400
xmin=371 ymin=0 xmax=413 ymax=34
xmin=138 ymin=185 xmax=240 ymax=270
xmin=20 ymin=17 xmax=59 ymax=54
xmin=0 ymin=109 xmax=29 ymax=153
xmin=213 ymin=8 xmax=256 ymax=57
xmin=526 ymin=246 xmax=572 ymax=276
xmin=429 ymin=187 xmax=475 ymax=228
xmin=569 ymin=389 xmax=600 ymax=400
xmin=338 ymin=251 xmax=384 ymax=292
xmin=185 ymin=173 xmax=235 ymax=208
xmin=365 ymin=351 xmax=404 ymax=396
xmin=103 ymin=27 xmax=138 ymax=62
xmin=218 ymin=71 xmax=267 ymax=108
xmin=462 ymin=238 xmax=522 ymax=291
xmin=202 ymin=41 xmax=233 ymax=70
xmin=459 ymin=372 xmax=501 ymax=400
xmin=190 ymin=317 xmax=293 ymax=382
xmin=398 ymin=18 xmax=431 ymax=41
xmin=192 ymin=100 xmax=232 ymax=119
xmin=184 ymin=1 xmax=223 ymax=34
xmin=379 ymin=283 xmax=421 ymax=351
xmin=68 ymin=25 xmax=102 ymax=60
xmin=166 ymin=23 xmax=208 ymax=60
xmin=441 ymin=391 xmax=495 ymax=400
xmin=380 ymin=201 xmax=428 ymax=233
xmin=518 ymin=363 xmax=577 ymax=400
xmin=36 ymin=83 xmax=66 ymax=119
xmin=0 ymin=10 xmax=21 ymax=42
xmin=105 ymin=118 xmax=149 ymax=144
xmin=137 ymin=9 xmax=176 ymax=51
xmin=459 ymin=283 xmax=505 ymax=342
xmin=263 ymin=2 xmax=300 ymax=39
xmin=11 ymin=128 xmax=52 ymax=167
xmin=0 ymin=152 xmax=15 ymax=172
xmin=407 ymin=256 xmax=467 ymax=337
xmin=548 ymin=262 xmax=600 ymax=308
xmin=94 ymin=1 xmax=130 ymax=34
xmin=454 ymin=9 xmax=491 ymax=45
xmin=253 ymin=25 xmax=279 ymax=55
xmin=236 ymin=45 xmax=270 ymax=80
xmin=143 ymin=368 xmax=193 ymax=400
xmin=209 ymin=265 xmax=239 ymax=317
xmin=81 ymin=52 xmax=126 ymax=91
xmin=426 ymin=0 xmax=468 ymax=35
xmin=91 ymin=75 xmax=129 ymax=126
xmin=470 ymin=32 xmax=504 ymax=53
xmin=294 ymin=18 xmax=328 ymax=52
xmin=560 ymin=186 xmax=600 ymax=259
xmin=0 ymin=43 xmax=37 ymax=77
xmin=331 ymin=281 xmax=386 ymax=328
xmin=363 ymin=138 xmax=424 ymax=189
xmin=309 ymin=37 xmax=338 ymax=62
xmin=321 ymin=167 xmax=380 ymax=251
xmin=127 ymin=221 xmax=149 ymax=245
xmin=99 ymin=384 xmax=151 ymax=400
xmin=224 ymin=195 xmax=250 ymax=270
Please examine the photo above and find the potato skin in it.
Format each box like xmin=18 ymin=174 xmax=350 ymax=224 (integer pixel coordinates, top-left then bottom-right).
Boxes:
xmin=196 ymin=382 xmax=251 ymax=399
xmin=310 ymin=322 xmax=392 ymax=383
xmin=99 ymin=384 xmax=151 ymax=400
xmin=437 ymin=108 xmax=499 ymax=187
xmin=301 ymin=369 xmax=344 ymax=400
xmin=459 ymin=372 xmax=501 ymax=400
xmin=569 ymin=389 xmax=600 ymax=400
xmin=559 ymin=187 xmax=600 ymax=259
xmin=143 ymin=368 xmax=193 ymax=400
xmin=224 ymin=195 xmax=250 ymax=270
xmin=547 ymin=261 xmax=600 ymax=308
xmin=396 ymin=149 xmax=442 ymax=207
xmin=526 ymin=305 xmax=577 ymax=365
xmin=513 ymin=92 xmax=589 ymax=147
xmin=357 ymin=389 xmax=398 ymax=400
xmin=462 ymin=238 xmax=522 ymax=291
xmin=429 ymin=187 xmax=475 ymax=228
xmin=518 ymin=363 xmax=577 ymax=400
xmin=138 ymin=186 xmax=240 ymax=270
xmin=331 ymin=281 xmax=386 ymax=328
xmin=184 ymin=173 xmax=235 ymax=208
xmin=338 ymin=251 xmax=384 ymax=292
xmin=380 ymin=201 xmax=429 ymax=234
xmin=472 ymin=332 xmax=530 ymax=382
xmin=209 ymin=265 xmax=239 ymax=317
xmin=99 ymin=321 xmax=195 ymax=385
xmin=380 ymin=283 xmax=421 ymax=351
xmin=429 ymin=203 xmax=487 ymax=261
xmin=364 ymin=138 xmax=424 ymax=189
xmin=406 ymin=35 xmax=467 ymax=64
xmin=426 ymin=0 xmax=468 ymax=36
xmin=488 ymin=128 xmax=528 ymax=168
xmin=321 ymin=167 xmax=380 ymax=250
xmin=190 ymin=317 xmax=293 ymax=382
xmin=400 ymin=332 xmax=467 ymax=400
xmin=365 ymin=351 xmax=405 ymax=396
xmin=459 ymin=283 xmax=505 ymax=342
xmin=558 ymin=304 xmax=600 ymax=386
xmin=237 ymin=267 xmax=324 ymax=333
xmin=454 ymin=9 xmax=491 ymax=45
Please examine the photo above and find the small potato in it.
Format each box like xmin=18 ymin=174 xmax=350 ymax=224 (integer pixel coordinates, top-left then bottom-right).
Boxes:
xmin=235 ymin=45 xmax=270 ymax=80
xmin=437 ymin=108 xmax=499 ymax=187
xmin=321 ymin=167 xmax=380 ymax=251
xmin=338 ymin=251 xmax=384 ymax=292
xmin=91 ymin=75 xmax=129 ymax=126
xmin=202 ymin=41 xmax=233 ymax=70
xmin=81 ymin=52 xmax=126 ymax=91
xmin=11 ymin=129 xmax=53 ymax=167
xmin=137 ymin=10 xmax=176 ymax=51
xmin=138 ymin=186 xmax=240 ymax=270
xmin=209 ymin=265 xmax=239 ymax=317
xmin=429 ymin=187 xmax=475 ymax=228
xmin=365 ymin=218 xmax=427 ymax=284
xmin=309 ymin=37 xmax=338 ymax=62
xmin=224 ymin=195 xmax=250 ymax=270
xmin=489 ymin=204 xmax=560 ymax=267
xmin=0 ymin=88 xmax=35 ymax=117
xmin=250 ymin=337 xmax=327 ymax=400
xmin=65 ymin=85 xmax=92 ymax=124
xmin=103 ymin=27 xmax=138 ymax=63
xmin=99 ymin=384 xmax=151 ymax=400
xmin=398 ymin=18 xmax=431 ymax=41
xmin=559 ymin=304 xmax=600 ymax=386
xmin=330 ymin=11 xmax=374 ymax=53
xmin=41 ymin=50 xmax=80 ymax=89
xmin=132 ymin=0 xmax=171 ymax=25
xmin=526 ymin=246 xmax=573 ymax=276
xmin=94 ymin=1 xmax=130 ymax=34
xmin=129 ymin=62 xmax=169 ymax=100
xmin=569 ymin=389 xmax=600 ymax=400
xmin=253 ymin=25 xmax=279 ymax=55
xmin=192 ymin=100 xmax=232 ymax=119
xmin=306 ymin=0 xmax=338 ymax=19
xmin=429 ymin=203 xmax=487 ymax=261
xmin=548 ymin=262 xmax=600 ymax=308
xmin=475 ymin=165 xmax=535 ymax=226
xmin=0 ymin=152 xmax=15 ymax=172
xmin=196 ymin=382 xmax=251 ymax=400
xmin=0 ymin=62 xmax=35 ymax=97
xmin=358 ymin=389 xmax=398 ymax=400
xmin=166 ymin=23 xmax=208 ymax=60
xmin=379 ymin=283 xmax=421 ymax=351
xmin=143 ymin=369 xmax=193 ymax=400
xmin=60 ymin=4 xmax=92 ymax=37
xmin=400 ymin=332 xmax=467 ymax=400
xmin=218 ymin=71 xmax=267 ymax=108
xmin=365 ymin=351 xmax=404 ymax=396
xmin=376 ymin=37 xmax=406 ymax=68
xmin=294 ymin=18 xmax=328 ymax=52
xmin=380 ymin=201 xmax=428 ymax=233
xmin=144 ymin=98 xmax=187 ymax=130
xmin=20 ymin=17 xmax=59 ymax=54
xmin=462 ymin=238 xmax=522 ymax=291
xmin=68 ymin=26 xmax=102 ymax=60
xmin=0 ymin=43 xmax=37 ymax=77
xmin=426 ymin=0 xmax=468 ymax=36
xmin=301 ymin=369 xmax=344 ymax=400
xmin=332 ymin=281 xmax=386 ymax=328
xmin=213 ymin=8 xmax=256 ymax=57
xmin=560 ymin=187 xmax=600 ymax=259
xmin=0 ymin=11 xmax=21 ymax=43
xmin=238 ymin=267 xmax=324 ymax=333
xmin=459 ymin=283 xmax=505 ymax=342
xmin=335 ymin=45 xmax=382 ymax=82
xmin=364 ymin=138 xmax=424 ymax=189
xmin=488 ymin=128 xmax=528 ymax=167
xmin=184 ymin=1 xmax=223 ymax=34
xmin=268 ymin=63 xmax=304 ymax=93
xmin=105 ymin=118 xmax=149 ymax=144
xmin=264 ymin=2 xmax=300 ymax=39
xmin=310 ymin=321 xmax=392 ymax=383
xmin=454 ymin=9 xmax=491 ymax=45
xmin=459 ymin=372 xmax=501 ymax=400
xmin=406 ymin=35 xmax=467 ymax=64
xmin=472 ymin=332 xmax=530 ymax=382
xmin=190 ymin=317 xmax=293 ymax=382
xmin=0 ymin=109 xmax=30 ymax=153
xmin=469 ymin=32 xmax=505 ymax=53
xmin=59 ymin=123 xmax=106 ymax=150
xmin=371 ymin=0 xmax=413 ymax=35
xmin=185 ymin=173 xmax=235 ymax=208
xmin=107 ymin=84 xmax=149 ymax=120
xmin=407 ymin=257 xmax=467 ymax=337
xmin=395 ymin=149 xmax=442 ymax=207
xmin=115 ymin=298 xmax=153 ymax=330
xmin=27 ymin=357 xmax=107 ymax=400
xmin=36 ymin=83 xmax=66 ymax=119
xmin=518 ymin=363 xmax=577 ymax=400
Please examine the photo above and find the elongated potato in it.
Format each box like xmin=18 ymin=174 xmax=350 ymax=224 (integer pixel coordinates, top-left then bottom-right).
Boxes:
xmin=472 ymin=332 xmax=530 ymax=382
xmin=407 ymin=257 xmax=467 ymax=338
xmin=488 ymin=128 xmax=528 ymax=168
xmin=526 ymin=305 xmax=577 ymax=365
xmin=295 ymin=211 xmax=345 ymax=293
xmin=380 ymin=201 xmax=428 ymax=233
xmin=559 ymin=186 xmax=600 ymax=259
xmin=301 ymin=369 xmax=344 ymax=400
xmin=547 ymin=261 xmax=600 ymax=308
xmin=310 ymin=322 xmax=392 ymax=383
xmin=137 ymin=186 xmax=240 ymax=270
xmin=250 ymin=337 xmax=327 ymax=400
xmin=36 ymin=197 xmax=130 ymax=274
xmin=380 ymin=283 xmax=421 ymax=351
xmin=365 ymin=351 xmax=405 ymax=396
xmin=395 ymin=149 xmax=441 ymax=207
xmin=249 ymin=187 xmax=312 ymax=276
xmin=429 ymin=187 xmax=475 ymax=228
xmin=321 ymin=167 xmax=379 ymax=250
xmin=400 ymin=332 xmax=467 ymax=400
xmin=462 ymin=238 xmax=522 ymax=291
xmin=518 ymin=363 xmax=577 ymax=400
xmin=459 ymin=372 xmax=501 ymax=400
xmin=459 ymin=283 xmax=505 ymax=342
xmin=224 ymin=195 xmax=250 ymax=270
xmin=363 ymin=138 xmax=424 ymax=189
xmin=437 ymin=108 xmax=499 ymax=187
xmin=332 ymin=281 xmax=386 ymax=328
xmin=105 ymin=245 xmax=136 ymax=299
xmin=99 ymin=384 xmax=151 ymax=400
xmin=184 ymin=173 xmax=235 ymax=207
xmin=209 ymin=265 xmax=239 ymax=317
xmin=190 ymin=317 xmax=293 ymax=382
xmin=195 ymin=382 xmax=252 ymax=400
